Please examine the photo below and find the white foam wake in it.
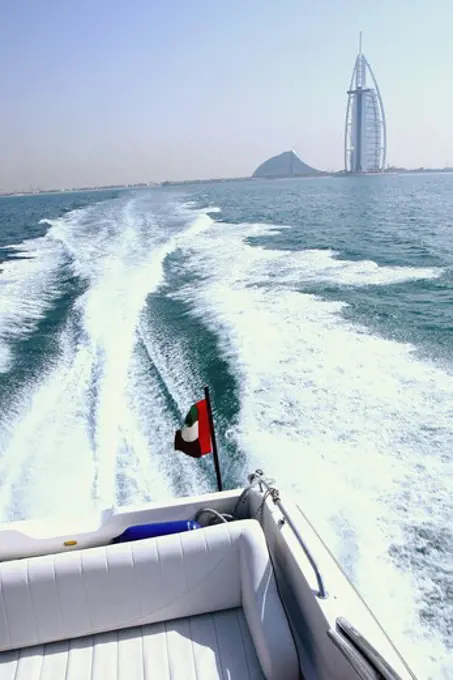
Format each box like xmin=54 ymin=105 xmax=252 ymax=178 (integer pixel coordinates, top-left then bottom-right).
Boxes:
xmin=276 ymin=247 xmax=440 ymax=286
xmin=0 ymin=237 xmax=67 ymax=373
xmin=173 ymin=220 xmax=453 ymax=680
xmin=0 ymin=196 xmax=215 ymax=519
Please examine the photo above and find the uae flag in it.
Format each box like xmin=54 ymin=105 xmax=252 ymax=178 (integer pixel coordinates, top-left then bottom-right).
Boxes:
xmin=174 ymin=399 xmax=212 ymax=459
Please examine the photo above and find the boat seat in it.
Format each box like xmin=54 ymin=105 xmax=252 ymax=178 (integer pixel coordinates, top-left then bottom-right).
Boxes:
xmin=0 ymin=609 xmax=266 ymax=680
xmin=0 ymin=519 xmax=299 ymax=680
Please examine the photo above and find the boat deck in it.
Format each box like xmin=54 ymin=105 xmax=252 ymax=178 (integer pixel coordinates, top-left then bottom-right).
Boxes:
xmin=0 ymin=609 xmax=265 ymax=680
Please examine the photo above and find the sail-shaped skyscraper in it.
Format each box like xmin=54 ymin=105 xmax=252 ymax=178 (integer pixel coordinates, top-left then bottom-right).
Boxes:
xmin=344 ymin=33 xmax=386 ymax=173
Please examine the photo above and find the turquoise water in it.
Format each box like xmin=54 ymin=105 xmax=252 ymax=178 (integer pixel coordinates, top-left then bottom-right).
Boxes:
xmin=0 ymin=176 xmax=452 ymax=678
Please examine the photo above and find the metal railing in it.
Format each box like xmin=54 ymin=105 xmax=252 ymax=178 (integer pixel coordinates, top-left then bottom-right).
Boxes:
xmin=247 ymin=470 xmax=412 ymax=680
xmin=248 ymin=470 xmax=327 ymax=599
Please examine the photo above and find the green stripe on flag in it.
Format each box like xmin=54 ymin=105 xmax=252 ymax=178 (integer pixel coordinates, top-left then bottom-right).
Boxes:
xmin=184 ymin=404 xmax=199 ymax=427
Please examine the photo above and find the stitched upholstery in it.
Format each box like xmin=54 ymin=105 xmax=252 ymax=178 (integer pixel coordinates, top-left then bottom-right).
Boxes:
xmin=0 ymin=520 xmax=299 ymax=679
xmin=0 ymin=610 xmax=265 ymax=680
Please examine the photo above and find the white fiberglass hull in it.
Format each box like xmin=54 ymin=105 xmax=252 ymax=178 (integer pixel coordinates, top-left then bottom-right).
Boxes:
xmin=0 ymin=471 xmax=416 ymax=680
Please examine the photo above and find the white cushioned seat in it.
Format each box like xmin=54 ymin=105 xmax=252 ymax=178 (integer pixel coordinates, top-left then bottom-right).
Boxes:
xmin=0 ymin=609 xmax=265 ymax=680
xmin=0 ymin=519 xmax=299 ymax=680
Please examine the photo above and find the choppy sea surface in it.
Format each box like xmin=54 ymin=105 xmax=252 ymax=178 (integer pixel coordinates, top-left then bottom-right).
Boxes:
xmin=0 ymin=175 xmax=452 ymax=678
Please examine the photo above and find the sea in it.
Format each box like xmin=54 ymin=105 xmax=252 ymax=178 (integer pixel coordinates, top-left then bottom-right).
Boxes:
xmin=0 ymin=175 xmax=452 ymax=678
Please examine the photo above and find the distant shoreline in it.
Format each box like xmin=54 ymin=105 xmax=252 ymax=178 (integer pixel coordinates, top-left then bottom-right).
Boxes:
xmin=2 ymin=167 xmax=453 ymax=197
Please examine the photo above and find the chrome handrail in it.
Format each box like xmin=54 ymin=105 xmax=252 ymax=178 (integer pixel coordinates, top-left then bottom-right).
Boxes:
xmin=247 ymin=472 xmax=412 ymax=679
xmin=248 ymin=470 xmax=327 ymax=599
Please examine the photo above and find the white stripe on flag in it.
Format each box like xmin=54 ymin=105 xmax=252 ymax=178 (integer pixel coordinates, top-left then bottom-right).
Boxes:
xmin=181 ymin=421 xmax=199 ymax=443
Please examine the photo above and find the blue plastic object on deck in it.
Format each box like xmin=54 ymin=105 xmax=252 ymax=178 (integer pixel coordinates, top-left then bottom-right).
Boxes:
xmin=112 ymin=520 xmax=201 ymax=544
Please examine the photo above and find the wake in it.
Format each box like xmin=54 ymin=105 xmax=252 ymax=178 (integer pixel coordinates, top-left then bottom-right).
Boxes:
xmin=0 ymin=194 xmax=214 ymax=521
xmin=172 ymin=220 xmax=453 ymax=680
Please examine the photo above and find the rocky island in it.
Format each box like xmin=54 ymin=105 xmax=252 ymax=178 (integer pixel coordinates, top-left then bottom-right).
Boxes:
xmin=252 ymin=150 xmax=319 ymax=178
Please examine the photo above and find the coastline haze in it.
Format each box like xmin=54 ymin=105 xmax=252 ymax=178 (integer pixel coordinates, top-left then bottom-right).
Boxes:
xmin=2 ymin=0 xmax=453 ymax=192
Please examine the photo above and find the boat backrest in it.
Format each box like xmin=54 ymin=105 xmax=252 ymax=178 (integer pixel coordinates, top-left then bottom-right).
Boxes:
xmin=0 ymin=519 xmax=299 ymax=680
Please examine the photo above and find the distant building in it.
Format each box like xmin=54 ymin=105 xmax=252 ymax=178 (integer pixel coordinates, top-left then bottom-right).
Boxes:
xmin=344 ymin=33 xmax=386 ymax=173
xmin=253 ymin=150 xmax=319 ymax=178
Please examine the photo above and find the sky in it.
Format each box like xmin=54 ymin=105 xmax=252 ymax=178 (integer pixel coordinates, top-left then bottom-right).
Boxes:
xmin=2 ymin=0 xmax=453 ymax=191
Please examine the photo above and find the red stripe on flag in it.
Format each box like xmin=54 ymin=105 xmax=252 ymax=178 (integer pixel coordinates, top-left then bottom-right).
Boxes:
xmin=196 ymin=399 xmax=212 ymax=455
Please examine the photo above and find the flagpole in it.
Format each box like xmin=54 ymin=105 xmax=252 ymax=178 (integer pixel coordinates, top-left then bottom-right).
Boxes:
xmin=204 ymin=386 xmax=223 ymax=491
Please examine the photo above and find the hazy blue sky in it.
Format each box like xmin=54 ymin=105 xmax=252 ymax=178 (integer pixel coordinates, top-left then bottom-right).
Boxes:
xmin=2 ymin=0 xmax=453 ymax=190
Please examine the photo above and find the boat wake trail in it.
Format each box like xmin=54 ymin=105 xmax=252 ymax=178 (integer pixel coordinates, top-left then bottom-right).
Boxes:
xmin=172 ymin=220 xmax=453 ymax=680
xmin=0 ymin=237 xmax=68 ymax=374
xmin=0 ymin=194 xmax=213 ymax=522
